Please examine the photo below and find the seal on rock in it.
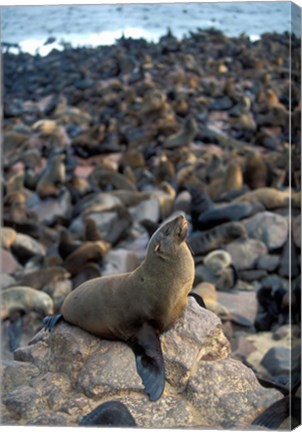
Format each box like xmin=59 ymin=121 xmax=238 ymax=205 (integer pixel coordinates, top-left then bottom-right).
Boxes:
xmin=43 ymin=214 xmax=195 ymax=401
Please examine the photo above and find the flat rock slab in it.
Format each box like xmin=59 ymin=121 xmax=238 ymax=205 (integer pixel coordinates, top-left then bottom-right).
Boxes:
xmin=223 ymin=239 xmax=267 ymax=271
xmin=243 ymin=211 xmax=288 ymax=250
xmin=217 ymin=291 xmax=258 ymax=327
xmin=1 ymin=299 xmax=282 ymax=428
xmin=1 ymin=247 xmax=22 ymax=274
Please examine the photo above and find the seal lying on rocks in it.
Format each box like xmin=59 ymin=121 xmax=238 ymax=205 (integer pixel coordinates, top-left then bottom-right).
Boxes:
xmin=43 ymin=213 xmax=195 ymax=401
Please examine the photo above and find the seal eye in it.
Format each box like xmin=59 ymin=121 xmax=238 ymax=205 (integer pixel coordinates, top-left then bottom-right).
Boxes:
xmin=163 ymin=227 xmax=170 ymax=236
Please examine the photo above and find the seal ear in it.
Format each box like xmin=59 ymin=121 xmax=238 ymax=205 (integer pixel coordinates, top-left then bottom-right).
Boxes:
xmin=154 ymin=243 xmax=161 ymax=253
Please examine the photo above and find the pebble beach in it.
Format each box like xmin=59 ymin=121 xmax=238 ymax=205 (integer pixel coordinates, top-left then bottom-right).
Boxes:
xmin=1 ymin=2 xmax=301 ymax=429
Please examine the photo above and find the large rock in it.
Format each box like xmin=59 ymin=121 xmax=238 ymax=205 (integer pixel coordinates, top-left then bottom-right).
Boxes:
xmin=28 ymin=189 xmax=72 ymax=225
xmin=1 ymin=248 xmax=22 ymax=274
xmin=223 ymin=239 xmax=267 ymax=271
xmin=1 ymin=299 xmax=281 ymax=427
xmin=261 ymin=344 xmax=301 ymax=376
xmin=102 ymin=248 xmax=139 ymax=275
xmin=70 ymin=209 xmax=132 ymax=245
xmin=243 ymin=212 xmax=288 ymax=250
xmin=12 ymin=233 xmax=46 ymax=264
xmin=131 ymin=198 xmax=160 ymax=223
xmin=217 ymin=290 xmax=258 ymax=327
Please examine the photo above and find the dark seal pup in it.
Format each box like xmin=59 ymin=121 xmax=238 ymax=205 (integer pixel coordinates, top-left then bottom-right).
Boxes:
xmin=43 ymin=214 xmax=195 ymax=401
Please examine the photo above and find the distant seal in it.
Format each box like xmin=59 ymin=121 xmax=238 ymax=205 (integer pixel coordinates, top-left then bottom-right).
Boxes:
xmin=164 ymin=116 xmax=197 ymax=149
xmin=189 ymin=186 xmax=264 ymax=230
xmin=14 ymin=267 xmax=70 ymax=291
xmin=244 ymin=150 xmax=268 ymax=189
xmin=36 ymin=151 xmax=66 ymax=198
xmin=88 ymin=166 xmax=137 ymax=191
xmin=43 ymin=214 xmax=194 ymax=401
xmin=63 ymin=240 xmax=111 ymax=276
xmin=188 ymin=221 xmax=248 ymax=255
xmin=208 ymin=159 xmax=243 ymax=199
xmin=234 ymin=187 xmax=289 ymax=209
xmin=58 ymin=228 xmax=81 ymax=260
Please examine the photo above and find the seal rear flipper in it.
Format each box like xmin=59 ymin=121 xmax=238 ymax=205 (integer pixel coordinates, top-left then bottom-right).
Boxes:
xmin=127 ymin=323 xmax=165 ymax=402
xmin=43 ymin=313 xmax=63 ymax=332
xmin=251 ymin=396 xmax=291 ymax=428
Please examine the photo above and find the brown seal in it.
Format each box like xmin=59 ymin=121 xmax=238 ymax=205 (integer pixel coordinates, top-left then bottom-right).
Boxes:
xmin=208 ymin=159 xmax=243 ymax=199
xmin=244 ymin=150 xmax=268 ymax=190
xmin=164 ymin=116 xmax=197 ymax=149
xmin=43 ymin=214 xmax=194 ymax=401
xmin=62 ymin=240 xmax=111 ymax=276
xmin=188 ymin=221 xmax=247 ymax=255
xmin=36 ymin=151 xmax=66 ymax=198
xmin=234 ymin=187 xmax=289 ymax=209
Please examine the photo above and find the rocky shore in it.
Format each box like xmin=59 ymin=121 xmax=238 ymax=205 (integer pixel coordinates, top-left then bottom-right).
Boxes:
xmin=1 ymin=28 xmax=301 ymax=428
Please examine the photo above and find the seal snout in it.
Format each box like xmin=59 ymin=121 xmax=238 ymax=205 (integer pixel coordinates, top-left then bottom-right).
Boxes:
xmin=176 ymin=214 xmax=188 ymax=240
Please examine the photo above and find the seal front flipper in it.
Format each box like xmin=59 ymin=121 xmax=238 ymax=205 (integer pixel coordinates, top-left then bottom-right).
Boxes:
xmin=127 ymin=322 xmax=165 ymax=401
xmin=43 ymin=313 xmax=63 ymax=332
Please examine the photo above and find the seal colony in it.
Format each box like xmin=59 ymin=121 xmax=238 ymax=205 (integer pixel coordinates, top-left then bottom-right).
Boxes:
xmin=1 ymin=26 xmax=301 ymax=427
xmin=43 ymin=213 xmax=195 ymax=401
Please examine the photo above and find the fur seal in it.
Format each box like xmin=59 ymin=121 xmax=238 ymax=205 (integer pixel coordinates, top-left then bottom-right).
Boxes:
xmin=43 ymin=214 xmax=194 ymax=401
xmin=84 ymin=218 xmax=102 ymax=241
xmin=207 ymin=159 xmax=243 ymax=199
xmin=88 ymin=166 xmax=137 ymax=192
xmin=189 ymin=186 xmax=264 ymax=231
xmin=188 ymin=221 xmax=248 ymax=255
xmin=36 ymin=151 xmax=66 ymax=198
xmin=63 ymin=240 xmax=111 ymax=276
xmin=234 ymin=187 xmax=289 ymax=209
xmin=58 ymin=228 xmax=81 ymax=260
xmin=14 ymin=267 xmax=70 ymax=291
xmin=244 ymin=150 xmax=268 ymax=190
xmin=164 ymin=116 xmax=197 ymax=149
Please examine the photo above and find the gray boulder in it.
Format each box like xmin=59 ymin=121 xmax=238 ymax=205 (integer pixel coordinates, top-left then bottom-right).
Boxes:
xmin=1 ymin=298 xmax=282 ymax=427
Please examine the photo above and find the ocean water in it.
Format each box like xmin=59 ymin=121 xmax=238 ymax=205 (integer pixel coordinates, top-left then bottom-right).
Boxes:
xmin=0 ymin=2 xmax=295 ymax=55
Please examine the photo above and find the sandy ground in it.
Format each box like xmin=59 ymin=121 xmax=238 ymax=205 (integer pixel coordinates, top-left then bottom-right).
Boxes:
xmin=1 ymin=2 xmax=296 ymax=55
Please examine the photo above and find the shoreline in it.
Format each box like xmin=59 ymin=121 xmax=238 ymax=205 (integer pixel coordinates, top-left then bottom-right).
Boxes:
xmin=2 ymin=2 xmax=293 ymax=56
